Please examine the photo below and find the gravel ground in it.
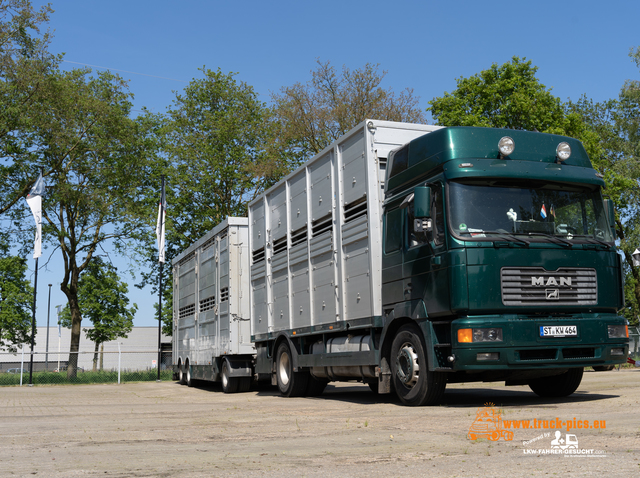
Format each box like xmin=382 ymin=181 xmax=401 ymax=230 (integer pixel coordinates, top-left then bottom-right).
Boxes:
xmin=1 ymin=369 xmax=639 ymax=477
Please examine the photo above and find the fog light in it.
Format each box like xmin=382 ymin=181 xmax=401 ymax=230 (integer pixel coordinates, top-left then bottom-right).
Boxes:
xmin=611 ymin=348 xmax=625 ymax=356
xmin=608 ymin=325 xmax=628 ymax=338
xmin=477 ymin=352 xmax=500 ymax=361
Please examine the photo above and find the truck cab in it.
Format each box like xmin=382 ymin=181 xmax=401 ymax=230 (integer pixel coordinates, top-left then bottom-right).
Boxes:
xmin=381 ymin=127 xmax=628 ymax=404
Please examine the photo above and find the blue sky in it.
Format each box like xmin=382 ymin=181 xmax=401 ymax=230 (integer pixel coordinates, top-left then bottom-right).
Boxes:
xmin=28 ymin=0 xmax=640 ymax=326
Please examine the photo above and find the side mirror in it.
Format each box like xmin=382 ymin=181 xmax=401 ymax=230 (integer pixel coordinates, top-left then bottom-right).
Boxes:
xmin=413 ymin=186 xmax=431 ymax=218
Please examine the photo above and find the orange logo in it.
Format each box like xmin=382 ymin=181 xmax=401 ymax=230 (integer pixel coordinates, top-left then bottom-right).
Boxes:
xmin=468 ymin=402 xmax=514 ymax=441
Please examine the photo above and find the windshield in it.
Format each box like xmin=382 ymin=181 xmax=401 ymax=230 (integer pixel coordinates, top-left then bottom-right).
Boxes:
xmin=448 ymin=180 xmax=614 ymax=243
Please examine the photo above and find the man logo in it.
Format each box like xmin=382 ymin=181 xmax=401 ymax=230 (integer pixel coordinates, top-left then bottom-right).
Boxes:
xmin=531 ymin=277 xmax=572 ymax=287
xmin=546 ymin=289 xmax=560 ymax=300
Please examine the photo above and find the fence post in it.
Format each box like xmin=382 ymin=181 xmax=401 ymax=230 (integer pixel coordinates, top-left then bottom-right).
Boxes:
xmin=117 ymin=342 xmax=121 ymax=384
xmin=20 ymin=345 xmax=25 ymax=387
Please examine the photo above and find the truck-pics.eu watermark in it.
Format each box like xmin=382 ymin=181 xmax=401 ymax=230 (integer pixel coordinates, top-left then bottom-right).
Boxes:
xmin=468 ymin=403 xmax=608 ymax=457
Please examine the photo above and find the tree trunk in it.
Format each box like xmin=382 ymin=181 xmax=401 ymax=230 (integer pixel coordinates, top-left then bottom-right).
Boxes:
xmin=60 ymin=266 xmax=83 ymax=380
xmin=92 ymin=341 xmax=99 ymax=372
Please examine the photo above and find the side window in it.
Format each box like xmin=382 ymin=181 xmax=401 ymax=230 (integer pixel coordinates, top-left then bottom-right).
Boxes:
xmin=384 ymin=207 xmax=403 ymax=253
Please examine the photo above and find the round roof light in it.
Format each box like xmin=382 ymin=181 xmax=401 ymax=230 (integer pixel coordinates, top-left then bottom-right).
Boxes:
xmin=556 ymin=142 xmax=571 ymax=162
xmin=498 ymin=136 xmax=515 ymax=157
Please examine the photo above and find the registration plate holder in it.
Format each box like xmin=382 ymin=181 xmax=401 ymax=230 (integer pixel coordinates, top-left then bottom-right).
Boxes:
xmin=540 ymin=325 xmax=577 ymax=337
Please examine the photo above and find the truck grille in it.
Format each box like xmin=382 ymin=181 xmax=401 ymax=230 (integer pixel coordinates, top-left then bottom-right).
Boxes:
xmin=501 ymin=267 xmax=597 ymax=306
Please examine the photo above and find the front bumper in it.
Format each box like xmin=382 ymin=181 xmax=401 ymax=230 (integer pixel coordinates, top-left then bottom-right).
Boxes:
xmin=449 ymin=314 xmax=628 ymax=371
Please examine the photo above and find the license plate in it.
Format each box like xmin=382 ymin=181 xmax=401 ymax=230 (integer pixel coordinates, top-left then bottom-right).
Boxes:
xmin=540 ymin=325 xmax=577 ymax=337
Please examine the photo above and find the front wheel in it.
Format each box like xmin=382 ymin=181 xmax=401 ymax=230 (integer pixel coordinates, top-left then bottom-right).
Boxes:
xmin=276 ymin=342 xmax=308 ymax=397
xmin=391 ymin=324 xmax=446 ymax=406
xmin=528 ymin=368 xmax=584 ymax=397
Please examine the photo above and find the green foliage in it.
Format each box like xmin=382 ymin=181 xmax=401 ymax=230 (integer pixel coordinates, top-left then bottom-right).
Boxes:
xmin=0 ymin=234 xmax=33 ymax=352
xmin=135 ymin=69 xmax=281 ymax=335
xmin=59 ymin=257 xmax=137 ymax=363
xmin=428 ymin=56 xmax=600 ymax=158
xmin=569 ymin=47 xmax=640 ymax=324
xmin=272 ymin=59 xmax=426 ymax=159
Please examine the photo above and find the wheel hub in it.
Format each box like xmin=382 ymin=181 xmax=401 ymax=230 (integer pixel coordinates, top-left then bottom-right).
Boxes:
xmin=396 ymin=344 xmax=419 ymax=387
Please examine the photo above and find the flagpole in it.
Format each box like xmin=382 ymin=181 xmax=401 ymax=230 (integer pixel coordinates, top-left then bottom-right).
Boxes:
xmin=28 ymin=257 xmax=38 ymax=386
xmin=157 ymin=175 xmax=165 ymax=382
xmin=26 ymin=170 xmax=45 ymax=386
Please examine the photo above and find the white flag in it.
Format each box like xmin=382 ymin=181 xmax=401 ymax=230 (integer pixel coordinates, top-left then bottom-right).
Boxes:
xmin=26 ymin=173 xmax=45 ymax=259
xmin=155 ymin=180 xmax=166 ymax=263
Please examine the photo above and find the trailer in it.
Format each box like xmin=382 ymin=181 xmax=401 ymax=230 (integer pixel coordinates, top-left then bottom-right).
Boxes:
xmin=174 ymin=119 xmax=629 ymax=406
xmin=173 ymin=217 xmax=253 ymax=392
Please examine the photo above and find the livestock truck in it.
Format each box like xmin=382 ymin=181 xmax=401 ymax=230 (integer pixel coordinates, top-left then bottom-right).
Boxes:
xmin=173 ymin=119 xmax=629 ymax=406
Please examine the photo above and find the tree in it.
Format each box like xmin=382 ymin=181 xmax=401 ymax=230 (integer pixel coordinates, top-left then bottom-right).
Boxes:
xmin=1 ymin=0 xmax=58 ymax=216
xmin=428 ymin=56 xmax=600 ymax=158
xmin=569 ymin=47 xmax=640 ymax=324
xmin=0 ymin=67 xmax=150 ymax=378
xmin=271 ymin=59 xmax=426 ymax=159
xmin=135 ymin=68 xmax=277 ymax=335
xmin=59 ymin=257 xmax=136 ymax=371
xmin=0 ymin=233 xmax=33 ymax=352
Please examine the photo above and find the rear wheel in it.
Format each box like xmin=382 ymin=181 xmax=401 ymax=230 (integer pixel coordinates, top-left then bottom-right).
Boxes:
xmin=276 ymin=342 xmax=308 ymax=397
xmin=391 ymin=324 xmax=446 ymax=406
xmin=221 ymin=360 xmax=238 ymax=393
xmin=528 ymin=368 xmax=584 ymax=397
xmin=305 ymin=376 xmax=328 ymax=397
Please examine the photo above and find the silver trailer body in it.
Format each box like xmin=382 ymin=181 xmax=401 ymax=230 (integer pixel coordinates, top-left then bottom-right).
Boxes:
xmin=248 ymin=120 xmax=441 ymax=339
xmin=172 ymin=218 xmax=253 ymax=383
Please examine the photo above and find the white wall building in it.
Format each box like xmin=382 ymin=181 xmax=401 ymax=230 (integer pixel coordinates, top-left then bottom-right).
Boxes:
xmin=0 ymin=326 xmax=171 ymax=372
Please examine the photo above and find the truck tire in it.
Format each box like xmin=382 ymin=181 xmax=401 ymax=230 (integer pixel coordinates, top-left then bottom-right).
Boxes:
xmin=276 ymin=342 xmax=308 ymax=397
xmin=528 ymin=368 xmax=584 ymax=397
xmin=221 ymin=360 xmax=239 ymax=393
xmin=391 ymin=324 xmax=446 ymax=406
xmin=305 ymin=376 xmax=328 ymax=397
xmin=238 ymin=377 xmax=252 ymax=393
xmin=178 ymin=360 xmax=185 ymax=385
xmin=185 ymin=360 xmax=193 ymax=387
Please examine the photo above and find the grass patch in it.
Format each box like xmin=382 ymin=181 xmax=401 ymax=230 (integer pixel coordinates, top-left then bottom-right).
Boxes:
xmin=0 ymin=369 xmax=173 ymax=386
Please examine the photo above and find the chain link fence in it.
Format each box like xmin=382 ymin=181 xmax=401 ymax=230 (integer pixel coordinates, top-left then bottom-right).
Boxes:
xmin=0 ymin=348 xmax=173 ymax=386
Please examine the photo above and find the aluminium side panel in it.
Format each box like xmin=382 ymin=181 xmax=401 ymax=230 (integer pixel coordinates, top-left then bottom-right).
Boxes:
xmin=247 ymin=120 xmax=441 ymax=339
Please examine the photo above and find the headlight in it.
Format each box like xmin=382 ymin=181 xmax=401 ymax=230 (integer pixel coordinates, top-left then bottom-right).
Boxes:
xmin=498 ymin=136 xmax=515 ymax=157
xmin=607 ymin=325 xmax=628 ymax=338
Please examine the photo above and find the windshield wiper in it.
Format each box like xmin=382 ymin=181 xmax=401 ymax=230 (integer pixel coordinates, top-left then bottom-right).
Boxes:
xmin=524 ymin=232 xmax=573 ymax=248
xmin=569 ymin=235 xmax=612 ymax=249
xmin=459 ymin=231 xmax=530 ymax=246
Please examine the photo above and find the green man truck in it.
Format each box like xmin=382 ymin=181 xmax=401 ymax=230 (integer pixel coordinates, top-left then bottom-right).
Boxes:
xmin=173 ymin=119 xmax=629 ymax=406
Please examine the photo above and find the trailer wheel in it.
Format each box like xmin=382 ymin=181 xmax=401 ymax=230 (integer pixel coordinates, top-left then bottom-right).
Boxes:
xmin=528 ymin=368 xmax=584 ymax=397
xmin=276 ymin=342 xmax=308 ymax=397
xmin=237 ymin=377 xmax=252 ymax=393
xmin=221 ymin=360 xmax=238 ymax=393
xmin=185 ymin=360 xmax=193 ymax=387
xmin=391 ymin=324 xmax=446 ymax=406
xmin=178 ymin=360 xmax=185 ymax=385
